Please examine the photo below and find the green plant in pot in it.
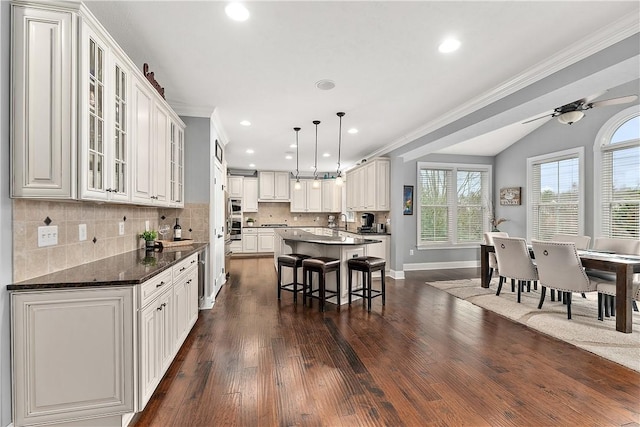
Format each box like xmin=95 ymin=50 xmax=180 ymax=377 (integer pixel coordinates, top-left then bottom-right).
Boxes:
xmin=139 ymin=230 xmax=158 ymax=249
xmin=246 ymin=217 xmax=255 ymax=226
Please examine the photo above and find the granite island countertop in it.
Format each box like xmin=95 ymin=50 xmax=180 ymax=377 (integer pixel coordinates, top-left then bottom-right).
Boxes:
xmin=8 ymin=243 xmax=208 ymax=291
xmin=275 ymin=228 xmax=381 ymax=245
xmin=244 ymin=225 xmax=390 ymax=236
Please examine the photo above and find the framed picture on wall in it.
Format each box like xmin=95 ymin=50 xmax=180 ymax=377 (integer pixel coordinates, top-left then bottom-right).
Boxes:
xmin=403 ymin=185 xmax=414 ymax=215
xmin=215 ymin=140 xmax=223 ymax=163
xmin=500 ymin=187 xmax=521 ymax=205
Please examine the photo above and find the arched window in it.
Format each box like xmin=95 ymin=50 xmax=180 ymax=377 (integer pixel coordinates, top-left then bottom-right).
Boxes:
xmin=594 ymin=106 xmax=640 ymax=239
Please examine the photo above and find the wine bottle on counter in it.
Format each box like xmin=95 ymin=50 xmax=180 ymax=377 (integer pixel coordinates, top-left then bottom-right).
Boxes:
xmin=173 ymin=218 xmax=182 ymax=241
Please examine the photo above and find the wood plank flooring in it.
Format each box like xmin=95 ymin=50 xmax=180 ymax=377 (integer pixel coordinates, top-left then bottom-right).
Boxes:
xmin=133 ymin=257 xmax=640 ymax=426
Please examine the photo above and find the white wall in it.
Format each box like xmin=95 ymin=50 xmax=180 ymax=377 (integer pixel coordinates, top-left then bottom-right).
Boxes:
xmin=182 ymin=116 xmax=211 ymax=204
xmin=0 ymin=1 xmax=12 ymax=425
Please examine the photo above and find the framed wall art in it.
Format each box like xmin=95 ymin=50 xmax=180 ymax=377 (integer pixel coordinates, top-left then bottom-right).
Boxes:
xmin=403 ymin=185 xmax=414 ymax=215
xmin=215 ymin=140 xmax=223 ymax=163
xmin=500 ymin=187 xmax=521 ymax=205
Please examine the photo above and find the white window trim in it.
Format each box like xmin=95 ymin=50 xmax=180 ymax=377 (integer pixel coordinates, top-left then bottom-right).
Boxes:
xmin=593 ymin=105 xmax=640 ymax=238
xmin=416 ymin=161 xmax=492 ymax=249
xmin=526 ymin=147 xmax=585 ymax=241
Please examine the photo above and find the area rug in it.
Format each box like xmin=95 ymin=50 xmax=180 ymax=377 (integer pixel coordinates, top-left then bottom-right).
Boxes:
xmin=426 ymin=278 xmax=640 ymax=372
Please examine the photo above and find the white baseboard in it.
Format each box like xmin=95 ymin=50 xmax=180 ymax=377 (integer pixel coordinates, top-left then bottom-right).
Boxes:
xmin=200 ymin=296 xmax=214 ymax=310
xmin=403 ymin=260 xmax=479 ymax=271
xmin=389 ymin=269 xmax=405 ymax=280
xmin=122 ymin=412 xmax=134 ymax=427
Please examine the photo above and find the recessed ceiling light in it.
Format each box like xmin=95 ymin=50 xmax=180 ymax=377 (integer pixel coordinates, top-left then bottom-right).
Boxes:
xmin=322 ymin=153 xmax=330 ymax=157
xmin=225 ymin=3 xmax=249 ymax=21
xmin=315 ymin=79 xmax=336 ymax=90
xmin=246 ymin=149 xmax=254 ymax=154
xmin=290 ymin=144 xmax=297 ymax=148
xmin=240 ymin=120 xmax=251 ymax=126
xmin=439 ymin=37 xmax=461 ymax=53
xmin=249 ymin=163 xmax=255 ymax=168
xmin=285 ymin=155 xmax=293 ymax=160
xmin=348 ymin=128 xmax=358 ymax=134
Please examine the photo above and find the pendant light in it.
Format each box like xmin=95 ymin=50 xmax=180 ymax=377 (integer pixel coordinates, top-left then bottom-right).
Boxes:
xmin=312 ymin=120 xmax=321 ymax=188
xmin=335 ymin=112 xmax=345 ymax=186
xmin=293 ymin=127 xmax=302 ymax=190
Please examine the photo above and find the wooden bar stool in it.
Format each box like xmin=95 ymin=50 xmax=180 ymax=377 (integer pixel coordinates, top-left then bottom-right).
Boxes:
xmin=277 ymin=253 xmax=311 ymax=303
xmin=348 ymin=256 xmax=386 ymax=312
xmin=302 ymin=257 xmax=341 ymax=312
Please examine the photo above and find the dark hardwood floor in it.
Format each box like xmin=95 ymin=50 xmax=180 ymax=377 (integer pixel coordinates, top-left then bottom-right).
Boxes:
xmin=133 ymin=257 xmax=640 ymax=426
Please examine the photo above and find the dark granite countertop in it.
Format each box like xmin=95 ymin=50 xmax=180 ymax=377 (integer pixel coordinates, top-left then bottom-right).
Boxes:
xmin=244 ymin=225 xmax=390 ymax=235
xmin=275 ymin=228 xmax=381 ymax=246
xmin=8 ymin=243 xmax=208 ymax=291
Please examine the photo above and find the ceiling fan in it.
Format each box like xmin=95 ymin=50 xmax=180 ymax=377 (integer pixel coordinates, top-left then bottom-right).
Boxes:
xmin=523 ymin=94 xmax=638 ymax=125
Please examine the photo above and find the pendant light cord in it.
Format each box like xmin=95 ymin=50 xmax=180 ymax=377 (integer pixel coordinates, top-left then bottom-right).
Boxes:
xmin=313 ymin=120 xmax=320 ymax=179
xmin=294 ymin=127 xmax=301 ymax=180
xmin=336 ymin=112 xmax=345 ymax=176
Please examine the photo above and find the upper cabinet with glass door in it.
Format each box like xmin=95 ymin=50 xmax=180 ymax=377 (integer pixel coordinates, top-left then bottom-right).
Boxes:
xmin=79 ymin=21 xmax=130 ymax=202
xmin=169 ymin=121 xmax=185 ymax=207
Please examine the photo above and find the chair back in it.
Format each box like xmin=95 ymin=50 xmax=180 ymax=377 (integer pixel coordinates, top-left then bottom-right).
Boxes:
xmin=483 ymin=231 xmax=509 ymax=245
xmin=531 ymin=240 xmax=595 ymax=292
xmin=551 ymin=234 xmax=591 ymax=250
xmin=593 ymin=237 xmax=640 ymax=255
xmin=492 ymin=236 xmax=537 ymax=281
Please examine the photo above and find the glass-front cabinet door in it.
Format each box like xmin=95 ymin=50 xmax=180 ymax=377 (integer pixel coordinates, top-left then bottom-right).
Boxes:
xmin=80 ymin=22 xmax=130 ymax=202
xmin=169 ymin=121 xmax=184 ymax=207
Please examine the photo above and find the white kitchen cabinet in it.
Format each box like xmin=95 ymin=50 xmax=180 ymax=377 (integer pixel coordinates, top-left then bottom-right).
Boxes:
xmin=11 ymin=287 xmax=135 ymax=426
xmin=11 ymin=2 xmax=185 ymax=207
xmin=258 ymin=228 xmax=275 ymax=252
xmin=169 ymin=121 xmax=185 ymax=207
xmin=243 ymin=228 xmax=258 ymax=252
xmin=322 ymin=179 xmax=342 ymax=212
xmin=228 ymin=176 xmax=243 ymax=198
xmin=365 ymin=235 xmax=390 ymax=275
xmin=290 ymin=180 xmax=322 ymax=212
xmin=11 ymin=4 xmax=76 ymax=199
xmin=346 ymin=158 xmax=390 ymax=212
xmin=243 ymin=177 xmax=259 ymax=212
xmin=79 ymin=21 xmax=131 ymax=202
xmin=259 ymin=171 xmax=290 ymax=201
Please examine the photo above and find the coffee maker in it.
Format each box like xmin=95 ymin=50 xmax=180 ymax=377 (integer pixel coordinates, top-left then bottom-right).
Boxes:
xmin=359 ymin=213 xmax=374 ymax=232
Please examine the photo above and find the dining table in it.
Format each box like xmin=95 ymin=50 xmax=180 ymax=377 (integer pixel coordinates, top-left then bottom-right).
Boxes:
xmin=480 ymin=243 xmax=640 ymax=333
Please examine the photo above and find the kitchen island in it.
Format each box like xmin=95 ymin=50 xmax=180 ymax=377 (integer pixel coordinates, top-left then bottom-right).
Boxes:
xmin=274 ymin=228 xmax=381 ymax=306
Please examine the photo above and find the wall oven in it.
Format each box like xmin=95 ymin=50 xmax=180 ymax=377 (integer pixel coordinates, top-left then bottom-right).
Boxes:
xmin=230 ymin=219 xmax=242 ymax=240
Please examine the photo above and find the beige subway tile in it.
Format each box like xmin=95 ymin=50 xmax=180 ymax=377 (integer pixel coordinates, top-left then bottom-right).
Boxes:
xmin=25 ymin=248 xmax=49 ymax=280
xmin=48 ymin=245 xmax=68 ymax=273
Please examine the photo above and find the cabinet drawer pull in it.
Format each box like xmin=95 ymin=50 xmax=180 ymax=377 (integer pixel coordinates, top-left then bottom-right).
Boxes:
xmin=186 ymin=279 xmax=192 ymax=284
xmin=156 ymin=281 xmax=165 ymax=288
xmin=191 ymin=259 xmax=196 ymax=264
xmin=157 ymin=305 xmax=162 ymax=311
xmin=179 ymin=267 xmax=186 ymax=272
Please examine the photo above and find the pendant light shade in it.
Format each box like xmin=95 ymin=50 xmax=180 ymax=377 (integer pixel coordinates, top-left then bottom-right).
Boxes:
xmin=293 ymin=127 xmax=302 ymax=190
xmin=335 ymin=112 xmax=345 ymax=186
xmin=312 ymin=120 xmax=321 ymax=189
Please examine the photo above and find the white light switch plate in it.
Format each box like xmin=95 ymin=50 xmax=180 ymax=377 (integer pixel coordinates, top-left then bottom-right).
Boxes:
xmin=79 ymin=224 xmax=87 ymax=241
xmin=38 ymin=225 xmax=58 ymax=247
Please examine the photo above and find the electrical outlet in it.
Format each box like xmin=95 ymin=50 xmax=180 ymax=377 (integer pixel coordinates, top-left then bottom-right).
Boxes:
xmin=294 ymin=216 xmax=298 ymax=221
xmin=145 ymin=220 xmax=150 ymax=231
xmin=79 ymin=224 xmax=87 ymax=241
xmin=119 ymin=222 xmax=125 ymax=236
xmin=38 ymin=225 xmax=58 ymax=247
xmin=410 ymin=249 xmax=414 ymax=256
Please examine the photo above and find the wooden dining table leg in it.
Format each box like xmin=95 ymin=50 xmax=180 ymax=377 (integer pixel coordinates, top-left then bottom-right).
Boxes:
xmin=615 ymin=264 xmax=633 ymax=333
xmin=480 ymin=244 xmax=490 ymax=288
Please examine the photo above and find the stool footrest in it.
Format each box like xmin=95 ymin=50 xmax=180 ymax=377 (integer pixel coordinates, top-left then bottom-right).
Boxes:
xmin=279 ymin=283 xmax=305 ymax=293
xmin=349 ymin=288 xmax=383 ymax=298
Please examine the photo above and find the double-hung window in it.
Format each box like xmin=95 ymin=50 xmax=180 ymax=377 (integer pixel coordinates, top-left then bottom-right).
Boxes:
xmin=595 ymin=111 xmax=639 ymax=239
xmin=417 ymin=162 xmax=491 ymax=247
xmin=527 ymin=147 xmax=584 ymax=240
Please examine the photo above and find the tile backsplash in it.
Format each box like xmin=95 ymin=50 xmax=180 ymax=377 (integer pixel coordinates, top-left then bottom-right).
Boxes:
xmin=247 ymin=202 xmax=340 ymax=227
xmin=12 ymin=200 xmax=209 ymax=282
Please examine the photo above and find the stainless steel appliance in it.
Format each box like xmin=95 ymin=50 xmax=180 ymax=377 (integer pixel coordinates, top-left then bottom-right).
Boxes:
xmin=359 ymin=213 xmax=375 ymax=232
xmin=229 ymin=197 xmax=242 ymax=241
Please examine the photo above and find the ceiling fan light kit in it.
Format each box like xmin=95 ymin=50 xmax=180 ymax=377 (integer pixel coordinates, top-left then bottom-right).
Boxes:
xmin=557 ymin=110 xmax=584 ymax=125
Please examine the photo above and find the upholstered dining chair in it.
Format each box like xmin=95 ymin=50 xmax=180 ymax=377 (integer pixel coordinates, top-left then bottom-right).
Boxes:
xmin=483 ymin=231 xmax=508 ymax=285
xmin=551 ymin=234 xmax=591 ymax=250
xmin=590 ymin=237 xmax=640 ymax=319
xmin=531 ymin=240 xmax=614 ymax=320
xmin=492 ymin=236 xmax=538 ymax=303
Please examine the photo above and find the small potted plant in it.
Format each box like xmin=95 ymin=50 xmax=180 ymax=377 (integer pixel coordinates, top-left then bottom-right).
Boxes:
xmin=139 ymin=230 xmax=158 ymax=250
xmin=246 ymin=217 xmax=255 ymax=227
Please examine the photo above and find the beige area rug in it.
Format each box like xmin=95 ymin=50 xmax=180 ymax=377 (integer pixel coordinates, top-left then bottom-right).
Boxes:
xmin=427 ymin=278 xmax=640 ymax=372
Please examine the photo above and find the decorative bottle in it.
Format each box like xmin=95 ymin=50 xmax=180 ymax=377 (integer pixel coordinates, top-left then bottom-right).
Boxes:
xmin=173 ymin=218 xmax=182 ymax=241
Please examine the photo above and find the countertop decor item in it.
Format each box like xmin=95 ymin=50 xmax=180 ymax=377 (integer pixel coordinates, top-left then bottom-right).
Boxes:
xmin=246 ymin=218 xmax=255 ymax=226
xmin=139 ymin=230 xmax=158 ymax=249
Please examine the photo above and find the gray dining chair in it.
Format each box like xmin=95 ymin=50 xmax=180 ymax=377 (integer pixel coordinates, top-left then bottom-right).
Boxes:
xmin=551 ymin=234 xmax=591 ymax=250
xmin=590 ymin=237 xmax=640 ymax=318
xmin=531 ymin=240 xmax=614 ymax=320
xmin=483 ymin=231 xmax=508 ymax=285
xmin=492 ymin=236 xmax=538 ymax=303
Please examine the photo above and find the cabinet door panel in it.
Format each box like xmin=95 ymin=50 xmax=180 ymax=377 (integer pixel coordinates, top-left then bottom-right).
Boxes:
xmin=12 ymin=6 xmax=75 ymax=198
xmin=274 ymin=172 xmax=290 ymax=200
xmin=132 ymin=80 xmax=153 ymax=203
xmin=307 ymin=183 xmax=322 ymax=212
xmin=154 ymin=107 xmax=169 ymax=203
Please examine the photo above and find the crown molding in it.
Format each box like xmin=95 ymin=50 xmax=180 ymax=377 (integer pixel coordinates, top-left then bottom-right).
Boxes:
xmin=366 ymin=13 xmax=640 ymax=161
xmin=211 ymin=110 xmax=230 ymax=147
xmin=169 ymin=101 xmax=215 ymax=118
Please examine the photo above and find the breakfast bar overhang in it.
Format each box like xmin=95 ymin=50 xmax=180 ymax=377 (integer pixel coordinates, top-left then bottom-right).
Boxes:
xmin=273 ymin=228 xmax=382 ymax=306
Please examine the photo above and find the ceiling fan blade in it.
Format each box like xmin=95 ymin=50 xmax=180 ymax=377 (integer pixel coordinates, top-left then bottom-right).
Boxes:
xmin=522 ymin=114 xmax=553 ymax=124
xmin=588 ymin=94 xmax=638 ymax=109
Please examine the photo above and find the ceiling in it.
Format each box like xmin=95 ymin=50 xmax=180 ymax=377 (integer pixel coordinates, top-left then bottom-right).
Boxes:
xmin=86 ymin=1 xmax=640 ymax=172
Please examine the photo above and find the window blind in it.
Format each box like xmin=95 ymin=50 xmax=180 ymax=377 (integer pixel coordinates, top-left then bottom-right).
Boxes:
xmin=531 ymin=156 xmax=580 ymax=240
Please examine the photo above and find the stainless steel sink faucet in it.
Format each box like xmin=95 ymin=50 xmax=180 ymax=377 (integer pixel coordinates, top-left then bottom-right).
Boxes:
xmin=340 ymin=213 xmax=348 ymax=231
